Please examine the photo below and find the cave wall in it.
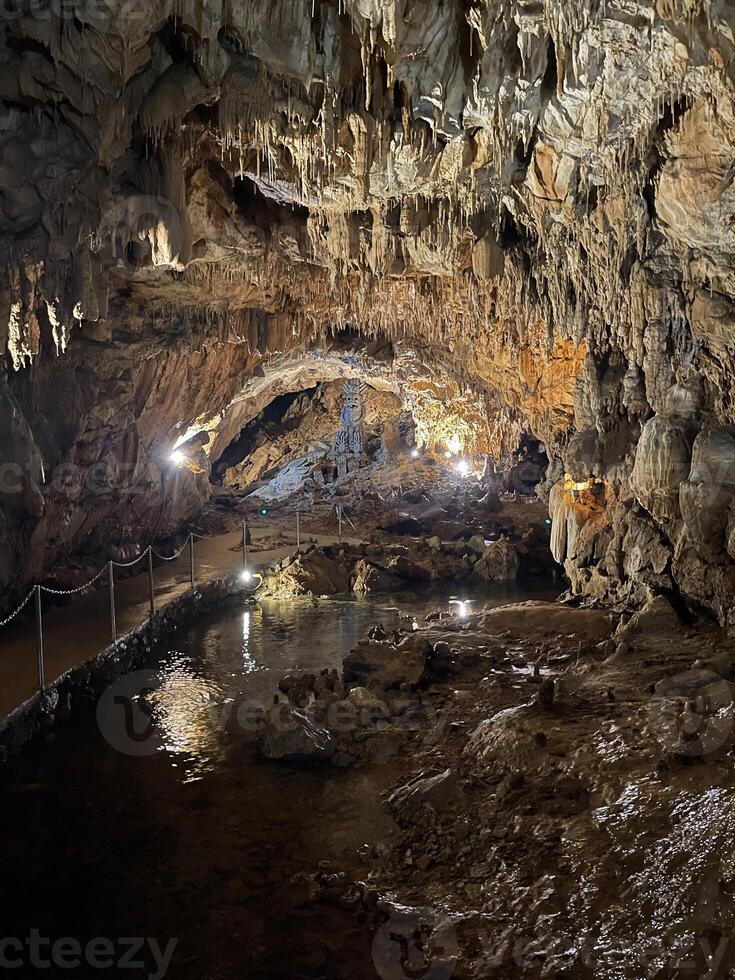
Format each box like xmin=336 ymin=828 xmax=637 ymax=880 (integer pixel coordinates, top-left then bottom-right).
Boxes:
xmin=214 ymin=381 xmax=406 ymax=490
xmin=2 ymin=2 xmax=735 ymax=617
xmin=0 ymin=306 xmax=269 ymax=588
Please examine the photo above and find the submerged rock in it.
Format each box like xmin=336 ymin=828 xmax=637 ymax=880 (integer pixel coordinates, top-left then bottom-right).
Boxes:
xmin=388 ymin=768 xmax=462 ymax=818
xmin=256 ymin=703 xmax=337 ymax=762
xmin=344 ymin=634 xmax=434 ymax=690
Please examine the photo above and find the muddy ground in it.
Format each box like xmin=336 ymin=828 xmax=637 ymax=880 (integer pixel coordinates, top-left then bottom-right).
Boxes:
xmin=26 ymin=455 xmax=735 ymax=979
xmin=267 ymin=590 xmax=735 ymax=979
xmin=191 ymin=460 xmax=735 ymax=979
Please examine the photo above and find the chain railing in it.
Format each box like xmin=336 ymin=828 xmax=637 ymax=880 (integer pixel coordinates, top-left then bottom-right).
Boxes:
xmin=0 ymin=588 xmax=35 ymax=630
xmin=0 ymin=505 xmax=357 ymax=715
xmin=0 ymin=533 xmax=262 ymax=707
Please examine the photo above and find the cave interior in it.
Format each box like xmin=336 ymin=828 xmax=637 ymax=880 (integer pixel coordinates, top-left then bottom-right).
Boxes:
xmin=3 ymin=1 xmax=735 ymax=977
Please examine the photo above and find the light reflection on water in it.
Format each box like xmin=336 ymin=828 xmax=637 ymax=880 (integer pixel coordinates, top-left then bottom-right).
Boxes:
xmin=148 ymin=593 xmax=419 ymax=782
xmin=0 ymin=581 xmax=558 ymax=979
xmin=147 ymin=586 xmax=551 ymax=784
xmin=147 ymin=663 xmax=226 ymax=780
xmin=242 ymin=608 xmax=253 ymax=670
xmin=449 ymin=597 xmax=473 ymax=618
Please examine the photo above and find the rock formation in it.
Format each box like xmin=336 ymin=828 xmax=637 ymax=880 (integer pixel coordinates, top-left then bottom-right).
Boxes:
xmin=2 ymin=2 xmax=735 ymax=619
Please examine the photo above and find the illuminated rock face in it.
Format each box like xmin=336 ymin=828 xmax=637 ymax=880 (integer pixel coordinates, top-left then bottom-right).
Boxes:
xmin=2 ymin=2 xmax=735 ymax=617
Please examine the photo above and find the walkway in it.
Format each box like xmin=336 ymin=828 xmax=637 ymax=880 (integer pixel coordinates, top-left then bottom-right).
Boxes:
xmin=0 ymin=525 xmax=356 ymax=720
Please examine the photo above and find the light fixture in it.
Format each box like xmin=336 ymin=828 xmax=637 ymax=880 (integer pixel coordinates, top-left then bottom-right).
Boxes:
xmin=456 ymin=459 xmax=470 ymax=477
xmin=411 ymin=448 xmax=420 ymax=458
xmin=563 ymin=474 xmax=594 ymax=493
xmin=169 ymin=449 xmax=186 ymax=466
xmin=449 ymin=598 xmax=472 ymax=619
xmin=240 ymin=568 xmax=253 ymax=583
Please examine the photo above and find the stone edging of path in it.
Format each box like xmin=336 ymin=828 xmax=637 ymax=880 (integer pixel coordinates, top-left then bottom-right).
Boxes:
xmin=0 ymin=574 xmax=251 ymax=761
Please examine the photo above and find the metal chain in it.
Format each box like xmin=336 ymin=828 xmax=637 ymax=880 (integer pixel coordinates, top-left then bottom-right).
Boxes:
xmin=151 ymin=541 xmax=188 ymax=562
xmin=0 ymin=588 xmax=35 ymax=629
xmin=111 ymin=553 xmax=147 ymax=569
xmin=1 ymin=526 xmax=249 ymax=632
xmin=40 ymin=566 xmax=109 ymax=596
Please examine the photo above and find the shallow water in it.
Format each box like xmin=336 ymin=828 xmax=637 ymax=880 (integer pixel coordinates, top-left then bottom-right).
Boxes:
xmin=0 ymin=582 xmax=556 ymax=979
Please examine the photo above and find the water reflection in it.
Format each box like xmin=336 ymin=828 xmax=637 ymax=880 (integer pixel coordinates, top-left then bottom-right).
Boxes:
xmin=147 ymin=658 xmax=225 ymax=782
xmin=449 ymin=597 xmax=473 ymax=619
xmin=0 ymin=580 xmax=558 ymax=980
xmin=145 ymin=587 xmax=553 ymax=783
xmin=242 ymin=608 xmax=254 ymax=671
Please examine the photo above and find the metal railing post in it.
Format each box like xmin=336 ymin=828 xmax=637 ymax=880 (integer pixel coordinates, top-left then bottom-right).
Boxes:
xmin=242 ymin=520 xmax=249 ymax=568
xmin=189 ymin=532 xmax=195 ymax=589
xmin=147 ymin=546 xmax=155 ymax=616
xmin=109 ymin=561 xmax=117 ymax=643
xmin=35 ymin=585 xmax=45 ymax=691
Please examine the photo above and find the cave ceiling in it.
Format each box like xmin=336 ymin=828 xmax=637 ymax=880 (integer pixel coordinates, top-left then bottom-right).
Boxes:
xmin=3 ymin=1 xmax=735 ymax=615
xmin=4 ymin=0 xmax=733 ymax=420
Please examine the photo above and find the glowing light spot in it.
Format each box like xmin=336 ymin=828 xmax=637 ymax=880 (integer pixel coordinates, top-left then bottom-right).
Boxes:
xmin=242 ymin=610 xmax=255 ymax=670
xmin=169 ymin=449 xmax=186 ymax=466
xmin=562 ymin=473 xmax=594 ymax=492
xmin=449 ymin=598 xmax=472 ymax=619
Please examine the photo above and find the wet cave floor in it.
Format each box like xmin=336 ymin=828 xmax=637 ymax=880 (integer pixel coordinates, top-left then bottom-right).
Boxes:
xmin=0 ymin=582 xmax=553 ymax=979
xmin=4 ymin=577 xmax=735 ymax=979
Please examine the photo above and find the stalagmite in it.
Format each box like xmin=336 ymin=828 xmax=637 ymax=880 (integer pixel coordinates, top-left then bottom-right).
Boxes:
xmin=0 ymin=0 xmax=733 ymax=622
